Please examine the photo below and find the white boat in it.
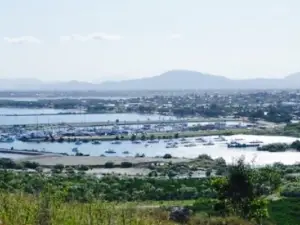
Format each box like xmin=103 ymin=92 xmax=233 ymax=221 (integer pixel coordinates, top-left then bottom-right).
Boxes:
xmin=214 ymin=136 xmax=226 ymax=142
xmin=249 ymin=140 xmax=263 ymax=144
xmin=92 ymin=140 xmax=101 ymax=145
xmin=203 ymin=141 xmax=215 ymax=146
xmin=75 ymin=141 xmax=82 ymax=145
xmin=105 ymin=149 xmax=116 ymax=154
xmin=195 ymin=137 xmax=206 ymax=142
xmin=184 ymin=143 xmax=197 ymax=147
xmin=111 ymin=141 xmax=122 ymax=144
xmin=166 ymin=143 xmax=178 ymax=148
xmin=147 ymin=140 xmax=159 ymax=143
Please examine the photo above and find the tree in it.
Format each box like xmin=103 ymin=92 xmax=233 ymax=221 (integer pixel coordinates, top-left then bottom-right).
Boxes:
xmin=104 ymin=162 xmax=114 ymax=168
xmin=52 ymin=164 xmax=65 ymax=174
xmin=141 ymin=134 xmax=146 ymax=141
xmin=53 ymin=164 xmax=64 ymax=172
xmin=150 ymin=134 xmax=155 ymax=140
xmin=206 ymin=168 xmax=212 ymax=177
xmin=120 ymin=162 xmax=133 ymax=168
xmin=163 ymin=153 xmax=172 ymax=159
xmin=174 ymin=133 xmax=179 ymax=139
xmin=130 ymin=134 xmax=136 ymax=141
xmin=212 ymin=158 xmax=270 ymax=222
xmin=167 ymin=170 xmax=177 ymax=179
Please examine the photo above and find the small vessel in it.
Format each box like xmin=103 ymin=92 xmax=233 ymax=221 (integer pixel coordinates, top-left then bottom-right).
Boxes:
xmin=249 ymin=140 xmax=263 ymax=144
xmin=233 ymin=138 xmax=244 ymax=141
xmin=214 ymin=136 xmax=226 ymax=142
xmin=166 ymin=143 xmax=178 ymax=148
xmin=132 ymin=140 xmax=142 ymax=144
xmin=184 ymin=143 xmax=197 ymax=147
xmin=203 ymin=141 xmax=215 ymax=146
xmin=145 ymin=144 xmax=149 ymax=147
xmin=105 ymin=149 xmax=116 ymax=154
xmin=72 ymin=147 xmax=79 ymax=153
xmin=111 ymin=140 xmax=122 ymax=144
xmin=92 ymin=140 xmax=101 ymax=145
xmin=147 ymin=140 xmax=159 ymax=143
xmin=0 ymin=136 xmax=15 ymax=143
xmin=227 ymin=142 xmax=260 ymax=148
xmin=75 ymin=141 xmax=82 ymax=145
xmin=195 ymin=137 xmax=206 ymax=142
xmin=180 ymin=138 xmax=187 ymax=141
xmin=122 ymin=151 xmax=130 ymax=154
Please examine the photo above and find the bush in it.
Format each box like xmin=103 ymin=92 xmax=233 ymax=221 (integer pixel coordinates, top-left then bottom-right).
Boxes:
xmin=257 ymin=143 xmax=289 ymax=152
xmin=104 ymin=161 xmax=114 ymax=168
xmin=22 ymin=161 xmax=40 ymax=169
xmin=206 ymin=169 xmax=212 ymax=177
xmin=215 ymin=157 xmax=226 ymax=167
xmin=0 ymin=158 xmax=17 ymax=169
xmin=77 ymin=165 xmax=89 ymax=171
xmin=53 ymin=164 xmax=65 ymax=171
xmin=198 ymin=154 xmax=213 ymax=161
xmin=135 ymin=153 xmax=145 ymax=158
xmin=163 ymin=153 xmax=172 ymax=159
xmin=120 ymin=162 xmax=133 ymax=168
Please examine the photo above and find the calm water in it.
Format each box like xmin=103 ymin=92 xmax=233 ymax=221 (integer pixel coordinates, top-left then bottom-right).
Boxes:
xmin=2 ymin=135 xmax=300 ymax=165
xmin=0 ymin=111 xmax=173 ymax=125
xmin=0 ymin=96 xmax=130 ymax=101
xmin=0 ymin=108 xmax=79 ymax=115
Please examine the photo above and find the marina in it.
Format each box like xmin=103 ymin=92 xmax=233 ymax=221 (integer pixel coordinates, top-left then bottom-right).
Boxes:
xmin=1 ymin=134 xmax=300 ymax=165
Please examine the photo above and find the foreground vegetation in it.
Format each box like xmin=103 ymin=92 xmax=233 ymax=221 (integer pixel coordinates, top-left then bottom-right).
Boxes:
xmin=2 ymin=157 xmax=300 ymax=224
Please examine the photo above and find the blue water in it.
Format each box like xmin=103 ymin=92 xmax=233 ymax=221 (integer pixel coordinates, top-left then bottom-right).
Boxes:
xmin=0 ymin=108 xmax=173 ymax=125
xmin=1 ymin=135 xmax=300 ymax=165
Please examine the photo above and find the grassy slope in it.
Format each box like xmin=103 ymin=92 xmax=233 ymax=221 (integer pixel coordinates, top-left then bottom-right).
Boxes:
xmin=0 ymin=193 xmax=254 ymax=225
xmin=268 ymin=198 xmax=300 ymax=225
xmin=1 ymin=192 xmax=300 ymax=225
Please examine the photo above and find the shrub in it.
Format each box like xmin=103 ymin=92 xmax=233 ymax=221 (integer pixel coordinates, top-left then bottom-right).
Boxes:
xmin=104 ymin=161 xmax=114 ymax=168
xmin=77 ymin=165 xmax=89 ymax=171
xmin=163 ymin=153 xmax=172 ymax=159
xmin=53 ymin=164 xmax=65 ymax=171
xmin=120 ymin=162 xmax=133 ymax=168
xmin=22 ymin=161 xmax=40 ymax=169
xmin=198 ymin=154 xmax=213 ymax=161
xmin=0 ymin=158 xmax=17 ymax=169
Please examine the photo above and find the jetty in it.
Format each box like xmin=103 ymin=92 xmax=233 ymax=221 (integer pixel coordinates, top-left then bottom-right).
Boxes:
xmin=0 ymin=148 xmax=65 ymax=156
xmin=1 ymin=117 xmax=244 ymax=129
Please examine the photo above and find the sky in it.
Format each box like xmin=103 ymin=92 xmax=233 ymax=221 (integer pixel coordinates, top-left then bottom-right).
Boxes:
xmin=0 ymin=0 xmax=300 ymax=82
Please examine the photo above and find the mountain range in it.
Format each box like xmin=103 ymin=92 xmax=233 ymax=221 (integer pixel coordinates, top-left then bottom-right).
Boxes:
xmin=1 ymin=70 xmax=300 ymax=90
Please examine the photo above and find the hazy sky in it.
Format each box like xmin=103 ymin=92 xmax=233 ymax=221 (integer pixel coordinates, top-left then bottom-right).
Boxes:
xmin=1 ymin=0 xmax=300 ymax=82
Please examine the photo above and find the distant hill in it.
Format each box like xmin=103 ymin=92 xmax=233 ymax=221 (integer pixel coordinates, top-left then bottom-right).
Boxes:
xmin=98 ymin=70 xmax=300 ymax=90
xmin=1 ymin=70 xmax=300 ymax=90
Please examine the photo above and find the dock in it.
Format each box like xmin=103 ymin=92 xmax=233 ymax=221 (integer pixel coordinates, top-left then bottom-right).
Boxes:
xmin=19 ymin=155 xmax=191 ymax=167
xmin=0 ymin=148 xmax=64 ymax=156
xmin=1 ymin=117 xmax=245 ymax=129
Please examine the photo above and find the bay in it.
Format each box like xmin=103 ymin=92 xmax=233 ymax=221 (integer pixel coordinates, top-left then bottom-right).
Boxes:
xmin=1 ymin=135 xmax=300 ymax=165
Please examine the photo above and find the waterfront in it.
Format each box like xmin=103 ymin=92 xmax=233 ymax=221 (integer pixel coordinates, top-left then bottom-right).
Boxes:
xmin=0 ymin=112 xmax=173 ymax=125
xmin=4 ymin=135 xmax=300 ymax=165
xmin=0 ymin=107 xmax=80 ymax=115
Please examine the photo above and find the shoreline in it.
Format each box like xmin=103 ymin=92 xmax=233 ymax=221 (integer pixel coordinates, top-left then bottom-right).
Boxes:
xmin=21 ymin=128 xmax=273 ymax=143
xmin=0 ymin=116 xmax=243 ymax=128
